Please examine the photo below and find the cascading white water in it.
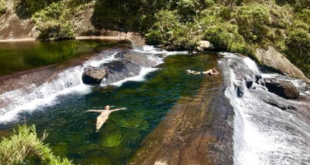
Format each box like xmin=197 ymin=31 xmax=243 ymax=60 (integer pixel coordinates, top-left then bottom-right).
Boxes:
xmin=0 ymin=46 xmax=187 ymax=123
xmin=219 ymin=53 xmax=310 ymax=165
xmin=0 ymin=52 xmax=118 ymax=123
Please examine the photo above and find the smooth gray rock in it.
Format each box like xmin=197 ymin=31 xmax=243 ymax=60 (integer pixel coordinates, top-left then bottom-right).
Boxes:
xmin=263 ymin=98 xmax=297 ymax=111
xmin=82 ymin=67 xmax=107 ymax=85
xmin=265 ymin=78 xmax=300 ymax=99
xmin=255 ymin=46 xmax=310 ymax=83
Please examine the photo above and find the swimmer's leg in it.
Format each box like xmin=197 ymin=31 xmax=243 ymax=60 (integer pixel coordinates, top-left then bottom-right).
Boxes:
xmin=96 ymin=117 xmax=108 ymax=132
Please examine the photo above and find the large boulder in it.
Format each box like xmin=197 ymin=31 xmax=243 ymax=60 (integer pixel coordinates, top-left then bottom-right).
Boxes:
xmin=102 ymin=60 xmax=141 ymax=84
xmin=82 ymin=67 xmax=107 ymax=85
xmin=255 ymin=46 xmax=310 ymax=83
xmin=197 ymin=40 xmax=214 ymax=51
xmin=264 ymin=78 xmax=300 ymax=99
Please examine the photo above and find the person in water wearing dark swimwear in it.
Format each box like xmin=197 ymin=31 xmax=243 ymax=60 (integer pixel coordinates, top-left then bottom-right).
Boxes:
xmin=186 ymin=67 xmax=219 ymax=76
xmin=87 ymin=105 xmax=125 ymax=132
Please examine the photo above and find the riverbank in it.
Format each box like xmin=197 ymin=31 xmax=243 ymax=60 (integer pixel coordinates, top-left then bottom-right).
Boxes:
xmin=0 ymin=32 xmax=145 ymax=44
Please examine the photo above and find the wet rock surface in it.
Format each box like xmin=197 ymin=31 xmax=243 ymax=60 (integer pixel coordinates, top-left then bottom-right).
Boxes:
xmin=220 ymin=53 xmax=310 ymax=165
xmin=255 ymin=46 xmax=310 ymax=83
xmin=101 ymin=60 xmax=141 ymax=85
xmin=263 ymin=98 xmax=297 ymax=111
xmin=129 ymin=71 xmax=234 ymax=165
xmin=82 ymin=67 xmax=107 ymax=85
xmin=82 ymin=49 xmax=161 ymax=86
xmin=265 ymin=78 xmax=300 ymax=99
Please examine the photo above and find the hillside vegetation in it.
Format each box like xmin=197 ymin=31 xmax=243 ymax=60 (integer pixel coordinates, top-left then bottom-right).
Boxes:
xmin=1 ymin=0 xmax=310 ymax=77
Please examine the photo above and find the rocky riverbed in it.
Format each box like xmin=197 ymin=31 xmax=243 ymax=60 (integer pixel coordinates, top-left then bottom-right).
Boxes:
xmin=129 ymin=56 xmax=234 ymax=165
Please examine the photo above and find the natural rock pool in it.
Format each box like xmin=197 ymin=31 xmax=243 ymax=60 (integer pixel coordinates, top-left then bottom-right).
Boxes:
xmin=0 ymin=40 xmax=231 ymax=165
xmin=1 ymin=40 xmax=310 ymax=165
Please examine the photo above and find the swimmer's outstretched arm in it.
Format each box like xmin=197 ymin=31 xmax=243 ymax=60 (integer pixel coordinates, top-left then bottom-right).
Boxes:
xmin=87 ymin=109 xmax=105 ymax=113
xmin=186 ymin=70 xmax=200 ymax=75
xmin=110 ymin=108 xmax=126 ymax=112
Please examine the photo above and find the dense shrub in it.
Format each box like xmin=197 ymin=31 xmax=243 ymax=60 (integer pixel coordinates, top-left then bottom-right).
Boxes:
xmin=32 ymin=2 xmax=75 ymax=41
xmin=21 ymin=0 xmax=60 ymax=14
xmin=204 ymin=22 xmax=251 ymax=54
xmin=37 ymin=21 xmax=75 ymax=41
xmin=236 ymin=4 xmax=271 ymax=43
xmin=286 ymin=9 xmax=310 ymax=58
xmin=0 ymin=0 xmax=6 ymax=15
xmin=0 ymin=125 xmax=72 ymax=165
xmin=176 ymin=0 xmax=197 ymax=22
xmin=285 ymin=9 xmax=310 ymax=77
xmin=146 ymin=10 xmax=203 ymax=50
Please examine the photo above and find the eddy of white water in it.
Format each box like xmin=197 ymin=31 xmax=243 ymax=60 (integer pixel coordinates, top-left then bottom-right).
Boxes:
xmin=219 ymin=53 xmax=310 ymax=165
xmin=0 ymin=46 xmax=187 ymax=123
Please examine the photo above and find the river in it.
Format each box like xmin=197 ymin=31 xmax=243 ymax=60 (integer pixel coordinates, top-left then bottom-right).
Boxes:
xmin=0 ymin=40 xmax=309 ymax=165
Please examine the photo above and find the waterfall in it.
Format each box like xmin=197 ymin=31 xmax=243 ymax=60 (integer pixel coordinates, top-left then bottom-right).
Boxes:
xmin=0 ymin=51 xmax=119 ymax=123
xmin=219 ymin=53 xmax=310 ymax=165
xmin=0 ymin=46 xmax=187 ymax=123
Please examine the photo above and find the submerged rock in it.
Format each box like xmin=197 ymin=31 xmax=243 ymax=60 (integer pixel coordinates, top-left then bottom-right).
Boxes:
xmin=264 ymin=78 xmax=300 ymax=99
xmin=82 ymin=67 xmax=107 ymax=85
xmin=255 ymin=46 xmax=310 ymax=83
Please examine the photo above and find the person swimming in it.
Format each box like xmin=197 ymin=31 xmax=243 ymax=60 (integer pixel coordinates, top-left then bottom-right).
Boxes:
xmin=186 ymin=67 xmax=219 ymax=76
xmin=87 ymin=105 xmax=125 ymax=132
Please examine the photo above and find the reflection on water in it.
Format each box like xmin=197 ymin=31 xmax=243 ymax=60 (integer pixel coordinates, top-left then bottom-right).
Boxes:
xmin=0 ymin=54 xmax=219 ymax=165
xmin=0 ymin=40 xmax=123 ymax=76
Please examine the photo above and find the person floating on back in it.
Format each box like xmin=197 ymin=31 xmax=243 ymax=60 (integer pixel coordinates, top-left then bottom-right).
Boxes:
xmin=186 ymin=67 xmax=219 ymax=76
xmin=87 ymin=105 xmax=126 ymax=132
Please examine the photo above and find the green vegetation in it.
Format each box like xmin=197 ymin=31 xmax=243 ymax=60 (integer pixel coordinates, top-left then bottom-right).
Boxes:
xmin=8 ymin=0 xmax=310 ymax=76
xmin=286 ymin=9 xmax=310 ymax=77
xmin=32 ymin=2 xmax=75 ymax=41
xmin=146 ymin=10 xmax=203 ymax=50
xmin=0 ymin=125 xmax=72 ymax=165
xmin=0 ymin=0 xmax=6 ymax=15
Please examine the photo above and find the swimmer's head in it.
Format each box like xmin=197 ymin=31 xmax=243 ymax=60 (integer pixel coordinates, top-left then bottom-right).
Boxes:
xmin=212 ymin=67 xmax=216 ymax=71
xmin=105 ymin=105 xmax=110 ymax=110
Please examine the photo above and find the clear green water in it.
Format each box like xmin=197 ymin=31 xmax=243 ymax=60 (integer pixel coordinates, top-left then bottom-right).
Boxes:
xmin=0 ymin=40 xmax=123 ymax=76
xmin=0 ymin=50 xmax=219 ymax=164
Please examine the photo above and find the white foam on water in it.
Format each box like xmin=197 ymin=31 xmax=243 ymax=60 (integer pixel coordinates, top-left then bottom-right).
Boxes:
xmin=0 ymin=46 xmax=185 ymax=123
xmin=220 ymin=53 xmax=310 ymax=165
xmin=166 ymin=51 xmax=188 ymax=56
xmin=0 ymin=53 xmax=117 ymax=123
xmin=261 ymin=73 xmax=279 ymax=79
xmin=243 ymin=57 xmax=260 ymax=73
xmin=106 ymin=67 xmax=158 ymax=87
xmin=134 ymin=45 xmax=188 ymax=56
xmin=143 ymin=45 xmax=156 ymax=52
xmin=86 ymin=53 xmax=117 ymax=67
xmin=147 ymin=55 xmax=164 ymax=66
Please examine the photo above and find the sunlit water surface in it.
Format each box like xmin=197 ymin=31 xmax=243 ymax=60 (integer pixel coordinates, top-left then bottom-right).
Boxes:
xmin=0 ymin=46 xmax=219 ymax=164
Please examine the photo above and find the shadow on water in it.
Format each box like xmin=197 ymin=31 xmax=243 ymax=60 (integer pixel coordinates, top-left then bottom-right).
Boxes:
xmin=0 ymin=53 xmax=220 ymax=165
xmin=0 ymin=40 xmax=127 ymax=77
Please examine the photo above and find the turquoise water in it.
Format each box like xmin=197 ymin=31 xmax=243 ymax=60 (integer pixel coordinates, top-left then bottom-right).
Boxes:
xmin=0 ymin=40 xmax=124 ymax=76
xmin=0 ymin=50 xmax=219 ymax=164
